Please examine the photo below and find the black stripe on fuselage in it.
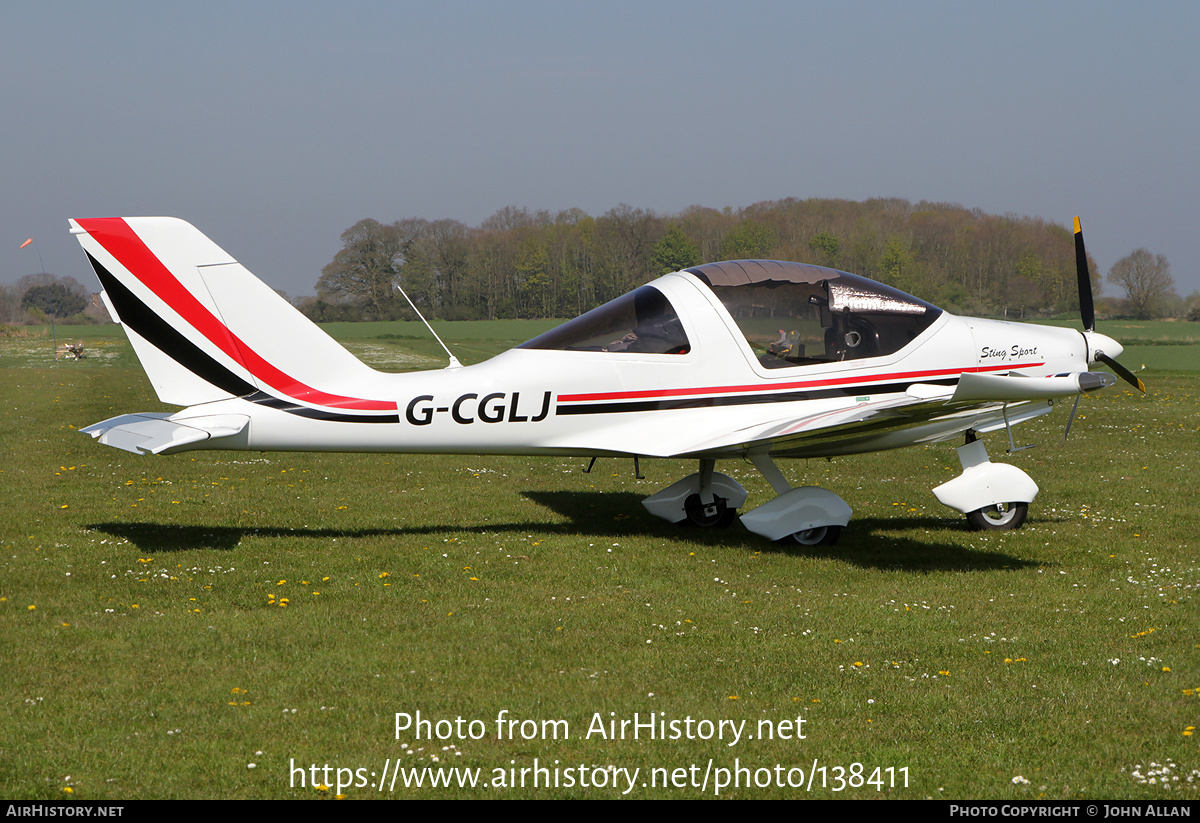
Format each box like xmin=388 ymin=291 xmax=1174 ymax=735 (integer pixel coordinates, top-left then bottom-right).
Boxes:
xmin=555 ymin=379 xmax=959 ymax=416
xmin=87 ymin=252 xmax=399 ymax=424
xmin=245 ymin=391 xmax=400 ymax=423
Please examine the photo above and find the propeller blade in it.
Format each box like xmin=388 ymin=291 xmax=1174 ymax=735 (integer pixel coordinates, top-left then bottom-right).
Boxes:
xmin=1074 ymin=216 xmax=1095 ymax=332
xmin=1096 ymin=352 xmax=1145 ymax=393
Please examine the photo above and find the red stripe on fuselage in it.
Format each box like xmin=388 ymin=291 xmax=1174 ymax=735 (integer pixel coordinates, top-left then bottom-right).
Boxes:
xmin=78 ymin=218 xmax=395 ymax=412
xmin=557 ymin=363 xmax=1044 ymax=404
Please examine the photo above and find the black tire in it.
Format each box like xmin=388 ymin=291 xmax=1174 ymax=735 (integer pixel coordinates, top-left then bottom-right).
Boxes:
xmin=965 ymin=502 xmax=1028 ymax=531
xmin=683 ymin=494 xmax=735 ymax=528
xmin=786 ymin=525 xmax=842 ymax=546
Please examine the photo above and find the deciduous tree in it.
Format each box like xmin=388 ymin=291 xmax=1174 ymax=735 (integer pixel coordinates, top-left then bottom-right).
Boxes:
xmin=316 ymin=219 xmax=405 ymax=319
xmin=1107 ymin=249 xmax=1176 ymax=319
xmin=807 ymin=232 xmax=841 ymax=267
xmin=650 ymin=225 xmax=700 ymax=275
xmin=719 ymin=220 xmax=777 ymax=260
xmin=21 ymin=282 xmax=87 ymax=318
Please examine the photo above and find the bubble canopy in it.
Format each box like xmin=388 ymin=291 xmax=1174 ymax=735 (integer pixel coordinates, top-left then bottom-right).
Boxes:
xmin=519 ymin=260 xmax=942 ymax=367
xmin=686 ymin=260 xmax=943 ymax=369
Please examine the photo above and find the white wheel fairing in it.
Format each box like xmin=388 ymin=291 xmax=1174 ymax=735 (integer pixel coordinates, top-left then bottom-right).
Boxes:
xmin=739 ymin=486 xmax=852 ymax=542
xmin=642 ymin=472 xmax=748 ymax=524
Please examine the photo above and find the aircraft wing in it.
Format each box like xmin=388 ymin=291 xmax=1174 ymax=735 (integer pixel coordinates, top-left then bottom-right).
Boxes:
xmin=662 ymin=371 xmax=1115 ymax=459
xmin=668 ymin=393 xmax=968 ymax=457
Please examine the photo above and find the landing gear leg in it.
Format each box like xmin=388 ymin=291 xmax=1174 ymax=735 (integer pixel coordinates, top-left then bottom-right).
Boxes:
xmin=683 ymin=459 xmax=736 ymax=527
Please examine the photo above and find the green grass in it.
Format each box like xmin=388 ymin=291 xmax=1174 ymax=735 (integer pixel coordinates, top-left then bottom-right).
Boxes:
xmin=319 ymin=317 xmax=565 ymax=341
xmin=2 ymin=332 xmax=1199 ymax=799
xmin=1114 ymin=345 xmax=1198 ymax=375
xmin=1032 ymin=318 xmax=1200 ymax=343
xmin=8 ymin=323 xmax=129 ymax=339
xmin=1019 ymin=318 xmax=1200 ymax=375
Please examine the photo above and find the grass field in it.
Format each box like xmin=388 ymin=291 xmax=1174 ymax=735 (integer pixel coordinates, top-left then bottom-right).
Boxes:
xmin=1027 ymin=319 xmax=1200 ymax=374
xmin=1 ymin=326 xmax=1198 ymax=800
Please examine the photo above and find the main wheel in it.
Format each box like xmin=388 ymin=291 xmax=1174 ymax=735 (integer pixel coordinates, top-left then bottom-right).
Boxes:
xmin=683 ymin=493 xmax=736 ymax=528
xmin=965 ymin=502 xmax=1028 ymax=531
xmin=787 ymin=525 xmax=842 ymax=546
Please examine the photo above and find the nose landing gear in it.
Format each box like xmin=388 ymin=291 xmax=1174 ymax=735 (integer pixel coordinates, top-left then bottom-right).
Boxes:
xmin=933 ymin=438 xmax=1038 ymax=531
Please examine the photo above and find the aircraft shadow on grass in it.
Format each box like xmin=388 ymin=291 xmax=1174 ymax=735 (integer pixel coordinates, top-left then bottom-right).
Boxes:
xmin=86 ymin=492 xmax=1039 ymax=573
xmin=525 ymin=491 xmax=1041 ymax=572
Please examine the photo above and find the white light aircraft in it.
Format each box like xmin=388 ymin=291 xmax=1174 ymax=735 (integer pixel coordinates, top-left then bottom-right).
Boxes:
xmin=70 ymin=216 xmax=1143 ymax=544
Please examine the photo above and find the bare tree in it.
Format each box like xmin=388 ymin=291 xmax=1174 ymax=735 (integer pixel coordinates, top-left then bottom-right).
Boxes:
xmin=1107 ymin=249 xmax=1177 ymax=319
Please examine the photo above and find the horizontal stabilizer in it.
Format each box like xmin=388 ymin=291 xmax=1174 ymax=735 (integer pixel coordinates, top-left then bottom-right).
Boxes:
xmin=82 ymin=412 xmax=249 ymax=455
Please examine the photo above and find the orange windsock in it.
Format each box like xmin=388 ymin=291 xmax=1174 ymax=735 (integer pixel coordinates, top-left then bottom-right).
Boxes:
xmin=19 ymin=238 xmax=32 ymax=248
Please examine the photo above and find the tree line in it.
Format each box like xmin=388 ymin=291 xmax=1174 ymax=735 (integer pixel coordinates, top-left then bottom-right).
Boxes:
xmin=0 ymin=274 xmax=107 ymax=327
xmin=1 ymin=199 xmax=1188 ymax=329
xmin=303 ymin=198 xmax=1190 ymax=324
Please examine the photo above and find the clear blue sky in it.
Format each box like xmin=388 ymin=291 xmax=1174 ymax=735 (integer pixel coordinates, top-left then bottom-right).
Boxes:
xmin=3 ymin=0 xmax=1197 ymax=300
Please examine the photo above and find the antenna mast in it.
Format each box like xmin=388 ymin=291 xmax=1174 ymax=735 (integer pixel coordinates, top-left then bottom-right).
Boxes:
xmin=393 ymin=283 xmax=462 ymax=369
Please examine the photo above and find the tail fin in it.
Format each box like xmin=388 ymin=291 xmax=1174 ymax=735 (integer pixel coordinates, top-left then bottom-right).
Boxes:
xmin=70 ymin=217 xmax=394 ymax=415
